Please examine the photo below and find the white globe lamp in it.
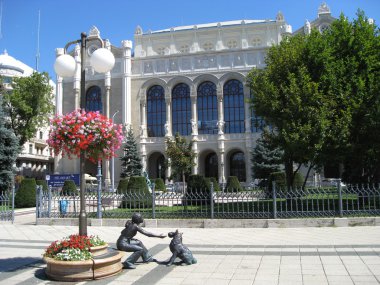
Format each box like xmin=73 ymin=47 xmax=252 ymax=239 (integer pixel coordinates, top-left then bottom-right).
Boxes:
xmin=90 ymin=48 xmax=115 ymax=73
xmin=54 ymin=54 xmax=76 ymax=77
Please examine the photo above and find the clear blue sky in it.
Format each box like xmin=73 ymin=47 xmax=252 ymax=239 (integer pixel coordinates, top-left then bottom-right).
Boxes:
xmin=0 ymin=0 xmax=379 ymax=82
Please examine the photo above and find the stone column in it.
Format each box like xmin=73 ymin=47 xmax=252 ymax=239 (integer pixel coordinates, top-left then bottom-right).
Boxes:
xmin=165 ymin=94 xmax=172 ymax=137
xmin=217 ymin=85 xmax=225 ymax=183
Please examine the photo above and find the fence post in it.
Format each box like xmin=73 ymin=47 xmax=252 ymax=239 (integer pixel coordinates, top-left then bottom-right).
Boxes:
xmin=35 ymin=185 xmax=39 ymax=219
xmin=48 ymin=185 xmax=52 ymax=218
xmin=272 ymin=181 xmax=277 ymax=219
xmin=152 ymin=183 xmax=156 ymax=219
xmin=337 ymin=178 xmax=343 ymax=218
xmin=210 ymin=182 xmax=214 ymax=219
xmin=11 ymin=184 xmax=15 ymax=224
xmin=39 ymin=186 xmax=43 ymax=218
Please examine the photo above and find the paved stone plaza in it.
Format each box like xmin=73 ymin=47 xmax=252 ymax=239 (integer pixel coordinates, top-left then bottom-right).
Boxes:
xmin=0 ymin=218 xmax=380 ymax=285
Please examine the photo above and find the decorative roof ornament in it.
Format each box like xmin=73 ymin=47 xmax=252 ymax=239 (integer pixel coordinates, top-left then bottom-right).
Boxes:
xmin=304 ymin=20 xmax=311 ymax=35
xmin=318 ymin=2 xmax=331 ymax=16
xmin=276 ymin=11 xmax=284 ymax=22
xmin=89 ymin=26 xmax=100 ymax=37
xmin=135 ymin=25 xmax=142 ymax=35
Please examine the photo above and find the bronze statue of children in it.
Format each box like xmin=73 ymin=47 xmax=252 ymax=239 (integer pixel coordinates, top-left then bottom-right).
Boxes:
xmin=117 ymin=213 xmax=165 ymax=269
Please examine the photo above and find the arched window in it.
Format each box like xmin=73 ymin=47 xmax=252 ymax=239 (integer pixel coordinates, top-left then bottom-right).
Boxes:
xmin=86 ymin=86 xmax=102 ymax=112
xmin=230 ymin=151 xmax=246 ymax=182
xmin=147 ymin=85 xmax=166 ymax=137
xmin=205 ymin=153 xmax=218 ymax=179
xmin=223 ymin=79 xmax=245 ymax=133
xmin=197 ymin=81 xmax=218 ymax=134
xmin=172 ymin=83 xmax=191 ymax=136
xmin=250 ymin=90 xmax=264 ymax=133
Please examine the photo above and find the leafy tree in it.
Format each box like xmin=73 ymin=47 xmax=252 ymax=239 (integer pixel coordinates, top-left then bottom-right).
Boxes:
xmin=251 ymin=128 xmax=283 ymax=181
xmin=0 ymin=97 xmax=19 ymax=193
xmin=2 ymin=72 xmax=54 ymax=146
xmin=165 ymin=133 xmax=196 ymax=186
xmin=247 ymin=31 xmax=331 ymax=189
xmin=120 ymin=128 xmax=143 ymax=178
xmin=321 ymin=12 xmax=380 ymax=183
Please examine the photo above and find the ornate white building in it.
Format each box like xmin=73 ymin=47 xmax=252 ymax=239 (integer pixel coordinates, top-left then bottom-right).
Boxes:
xmin=55 ymin=4 xmax=335 ymax=187
xmin=0 ymin=50 xmax=56 ymax=179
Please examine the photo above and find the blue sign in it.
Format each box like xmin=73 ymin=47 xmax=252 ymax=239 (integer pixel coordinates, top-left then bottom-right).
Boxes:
xmin=47 ymin=174 xmax=80 ymax=187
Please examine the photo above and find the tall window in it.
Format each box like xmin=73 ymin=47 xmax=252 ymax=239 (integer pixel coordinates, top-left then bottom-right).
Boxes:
xmin=250 ymin=90 xmax=264 ymax=133
xmin=147 ymin=85 xmax=166 ymax=137
xmin=86 ymin=86 xmax=102 ymax=112
xmin=197 ymin=81 xmax=218 ymax=134
xmin=230 ymin=151 xmax=246 ymax=182
xmin=172 ymin=83 xmax=191 ymax=136
xmin=223 ymin=79 xmax=245 ymax=133
xmin=205 ymin=153 xmax=218 ymax=179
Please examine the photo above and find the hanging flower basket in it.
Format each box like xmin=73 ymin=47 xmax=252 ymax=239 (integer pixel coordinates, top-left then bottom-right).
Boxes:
xmin=47 ymin=109 xmax=124 ymax=163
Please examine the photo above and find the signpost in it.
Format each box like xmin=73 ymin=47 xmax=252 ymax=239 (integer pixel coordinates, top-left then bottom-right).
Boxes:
xmin=47 ymin=174 xmax=80 ymax=188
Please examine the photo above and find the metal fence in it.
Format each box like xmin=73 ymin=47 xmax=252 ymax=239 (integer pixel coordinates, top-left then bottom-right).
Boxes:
xmin=36 ymin=182 xmax=380 ymax=220
xmin=0 ymin=190 xmax=14 ymax=222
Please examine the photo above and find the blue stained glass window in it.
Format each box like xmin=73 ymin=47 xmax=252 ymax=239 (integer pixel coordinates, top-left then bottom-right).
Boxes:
xmin=197 ymin=81 xmax=218 ymax=134
xmin=172 ymin=83 xmax=191 ymax=136
xmin=250 ymin=90 xmax=264 ymax=133
xmin=86 ymin=86 xmax=102 ymax=112
xmin=147 ymin=85 xmax=166 ymax=137
xmin=230 ymin=151 xmax=246 ymax=182
xmin=223 ymin=80 xmax=245 ymax=133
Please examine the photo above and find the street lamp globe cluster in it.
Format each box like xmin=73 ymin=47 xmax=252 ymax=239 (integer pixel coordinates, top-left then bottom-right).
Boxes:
xmin=54 ymin=32 xmax=115 ymax=236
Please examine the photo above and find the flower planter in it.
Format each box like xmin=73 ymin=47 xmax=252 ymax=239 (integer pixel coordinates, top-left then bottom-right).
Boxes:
xmin=90 ymin=243 xmax=109 ymax=257
xmin=43 ymin=249 xmax=124 ymax=282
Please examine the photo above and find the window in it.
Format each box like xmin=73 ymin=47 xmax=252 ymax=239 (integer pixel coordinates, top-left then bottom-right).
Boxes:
xmin=86 ymin=86 xmax=102 ymax=112
xmin=172 ymin=83 xmax=191 ymax=136
xmin=223 ymin=79 xmax=245 ymax=133
xmin=251 ymin=37 xmax=262 ymax=47
xmin=230 ymin=151 xmax=246 ymax=182
xmin=227 ymin=39 xmax=238 ymax=49
xmin=156 ymin=47 xmax=166 ymax=55
xmin=203 ymin=42 xmax=214 ymax=51
xmin=39 ymin=131 xmax=43 ymax=139
xmin=250 ymin=90 xmax=264 ymax=133
xmin=197 ymin=81 xmax=218 ymax=134
xmin=180 ymin=45 xmax=190 ymax=53
xmin=147 ymin=85 xmax=166 ymax=137
xmin=29 ymin=144 xmax=33 ymax=154
xmin=205 ymin=153 xmax=218 ymax=179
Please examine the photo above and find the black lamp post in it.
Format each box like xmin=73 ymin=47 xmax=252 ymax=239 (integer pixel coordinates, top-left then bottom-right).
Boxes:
xmin=54 ymin=32 xmax=115 ymax=235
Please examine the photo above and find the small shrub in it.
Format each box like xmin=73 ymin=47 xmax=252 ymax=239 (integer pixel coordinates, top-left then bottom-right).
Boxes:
xmin=154 ymin=178 xmax=165 ymax=192
xmin=117 ymin=178 xmax=129 ymax=194
xmin=269 ymin=172 xmax=304 ymax=189
xmin=36 ymin=180 xmax=48 ymax=192
xmin=123 ymin=176 xmax=152 ymax=208
xmin=225 ymin=176 xmax=243 ymax=192
xmin=61 ymin=180 xmax=78 ymax=196
xmin=184 ymin=175 xmax=211 ymax=205
xmin=15 ymin=178 xmax=36 ymax=208
xmin=205 ymin=177 xmax=220 ymax=192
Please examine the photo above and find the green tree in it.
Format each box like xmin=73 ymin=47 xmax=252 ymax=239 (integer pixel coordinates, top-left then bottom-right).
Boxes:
xmin=251 ymin=128 xmax=283 ymax=181
xmin=0 ymin=97 xmax=19 ymax=192
xmin=322 ymin=12 xmax=380 ymax=183
xmin=120 ymin=128 xmax=143 ymax=178
xmin=2 ymin=72 xmax=54 ymax=146
xmin=165 ymin=133 xmax=196 ymax=186
xmin=247 ymin=31 xmax=331 ymax=189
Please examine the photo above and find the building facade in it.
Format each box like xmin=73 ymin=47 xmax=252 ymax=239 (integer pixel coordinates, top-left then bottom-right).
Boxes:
xmin=55 ymin=4 xmax=335 ymax=188
xmin=0 ymin=50 xmax=56 ymax=179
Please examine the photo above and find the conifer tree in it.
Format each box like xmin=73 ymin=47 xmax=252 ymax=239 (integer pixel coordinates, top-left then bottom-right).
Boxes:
xmin=251 ymin=128 xmax=283 ymax=180
xmin=120 ymin=128 xmax=143 ymax=178
xmin=0 ymin=97 xmax=20 ymax=192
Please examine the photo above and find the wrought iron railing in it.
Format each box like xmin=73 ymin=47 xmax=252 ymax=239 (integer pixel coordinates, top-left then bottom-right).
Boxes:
xmin=36 ymin=182 xmax=380 ymax=220
xmin=0 ymin=191 xmax=14 ymax=222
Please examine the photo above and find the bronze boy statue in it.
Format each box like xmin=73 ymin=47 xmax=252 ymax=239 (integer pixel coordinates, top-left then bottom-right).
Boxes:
xmin=117 ymin=213 xmax=165 ymax=269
